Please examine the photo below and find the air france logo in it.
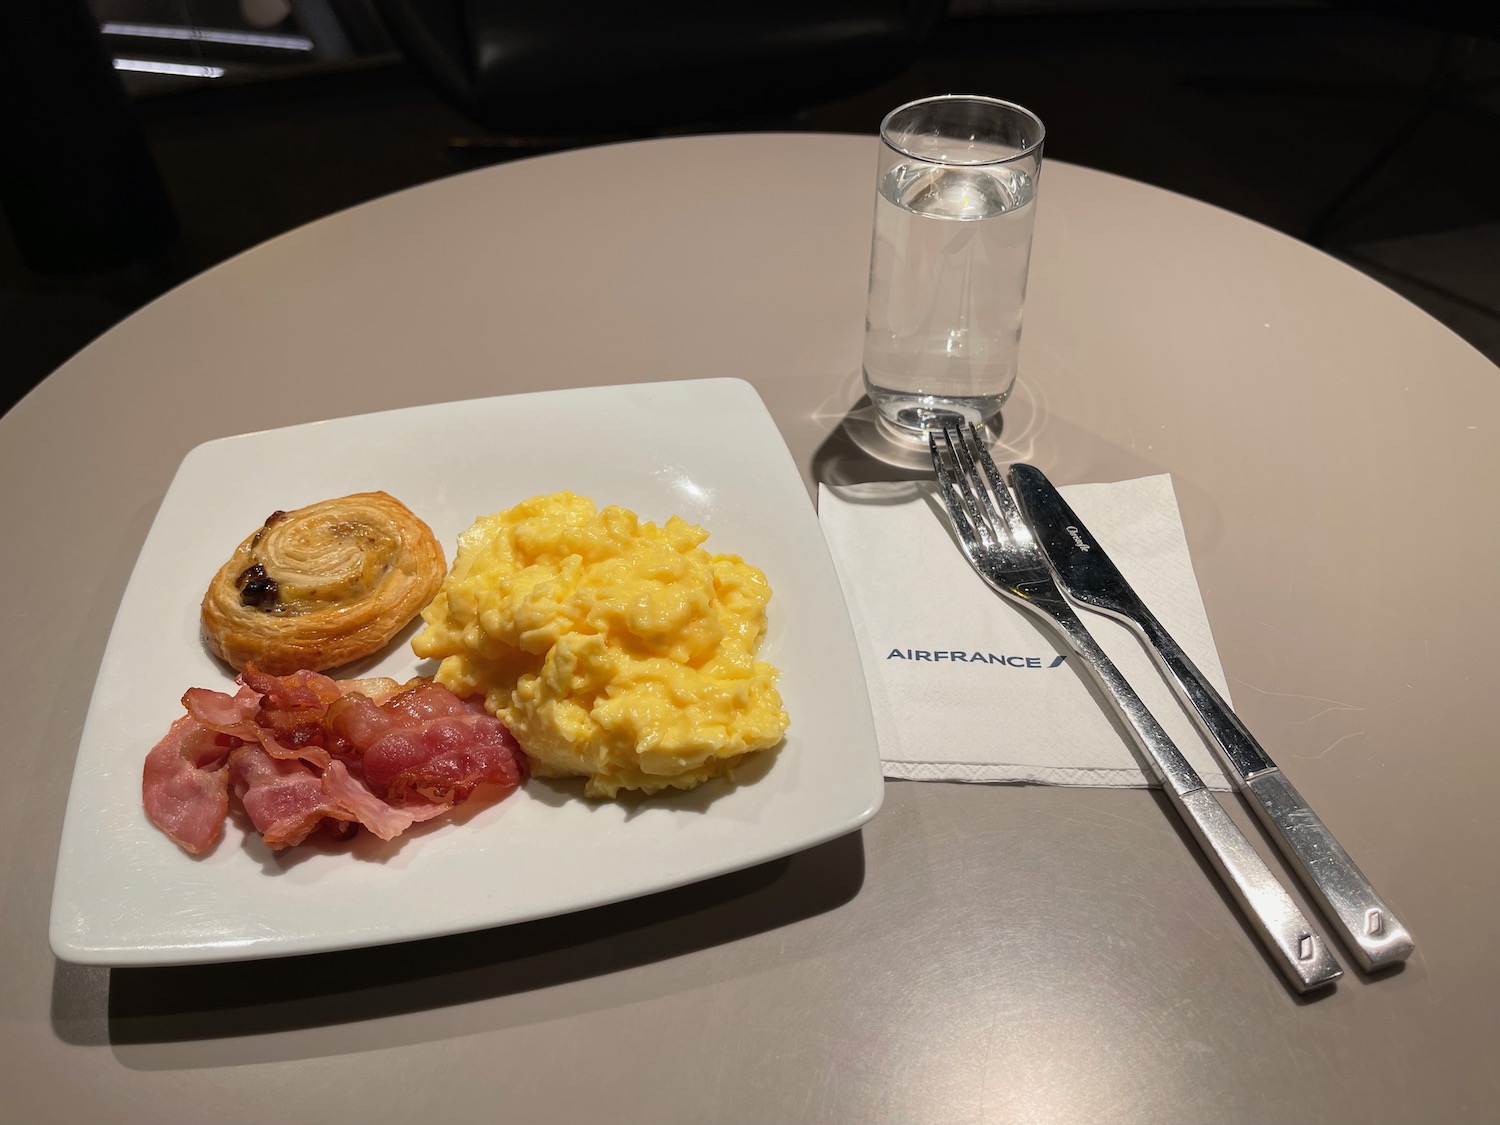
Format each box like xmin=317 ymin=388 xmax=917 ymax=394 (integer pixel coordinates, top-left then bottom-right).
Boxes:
xmin=1067 ymin=526 xmax=1090 ymax=551
xmin=888 ymin=649 xmax=1068 ymax=668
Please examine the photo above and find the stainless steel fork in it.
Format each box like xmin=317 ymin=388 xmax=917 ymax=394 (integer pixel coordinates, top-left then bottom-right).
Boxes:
xmin=929 ymin=422 xmax=1343 ymax=992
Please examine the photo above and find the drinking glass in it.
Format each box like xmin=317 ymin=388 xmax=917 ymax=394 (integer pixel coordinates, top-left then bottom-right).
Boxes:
xmin=861 ymin=95 xmax=1045 ymax=438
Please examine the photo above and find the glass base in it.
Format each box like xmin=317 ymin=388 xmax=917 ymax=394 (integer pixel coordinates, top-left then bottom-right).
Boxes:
xmin=869 ymin=392 xmax=1007 ymax=444
xmin=831 ymin=398 xmax=1005 ymax=472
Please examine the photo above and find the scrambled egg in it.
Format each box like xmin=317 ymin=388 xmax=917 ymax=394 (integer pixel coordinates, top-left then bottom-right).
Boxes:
xmin=412 ymin=492 xmax=789 ymax=797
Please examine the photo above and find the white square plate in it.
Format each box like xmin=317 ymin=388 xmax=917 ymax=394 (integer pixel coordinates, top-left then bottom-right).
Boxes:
xmin=49 ymin=379 xmax=883 ymax=966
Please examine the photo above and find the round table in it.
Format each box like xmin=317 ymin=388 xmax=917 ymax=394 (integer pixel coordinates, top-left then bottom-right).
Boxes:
xmin=4 ymin=133 xmax=1496 ymax=1124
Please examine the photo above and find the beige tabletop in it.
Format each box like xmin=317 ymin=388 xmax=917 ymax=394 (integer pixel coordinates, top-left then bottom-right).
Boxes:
xmin=4 ymin=132 xmax=1497 ymax=1124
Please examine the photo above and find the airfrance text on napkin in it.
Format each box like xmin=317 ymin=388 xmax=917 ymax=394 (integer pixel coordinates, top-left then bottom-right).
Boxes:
xmin=886 ymin=648 xmax=1067 ymax=669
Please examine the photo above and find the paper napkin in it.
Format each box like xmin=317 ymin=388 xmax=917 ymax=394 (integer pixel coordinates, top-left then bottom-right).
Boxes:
xmin=818 ymin=475 xmax=1233 ymax=789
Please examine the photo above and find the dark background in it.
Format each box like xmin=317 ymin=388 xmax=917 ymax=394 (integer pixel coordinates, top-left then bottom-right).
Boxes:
xmin=2 ymin=1 xmax=1496 ymax=419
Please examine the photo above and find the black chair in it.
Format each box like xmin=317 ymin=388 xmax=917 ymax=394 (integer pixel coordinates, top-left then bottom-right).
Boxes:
xmin=1329 ymin=0 xmax=1500 ymax=39
xmin=372 ymin=0 xmax=950 ymax=139
xmin=1311 ymin=2 xmax=1500 ymax=243
xmin=0 ymin=0 xmax=176 ymax=274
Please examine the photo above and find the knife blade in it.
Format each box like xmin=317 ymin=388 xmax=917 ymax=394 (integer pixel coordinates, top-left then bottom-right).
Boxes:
xmin=1008 ymin=462 xmax=1413 ymax=972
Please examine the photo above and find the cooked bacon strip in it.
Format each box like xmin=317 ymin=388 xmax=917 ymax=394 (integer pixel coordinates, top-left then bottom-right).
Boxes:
xmin=327 ymin=683 xmax=525 ymax=804
xmin=241 ymin=667 xmax=343 ymax=709
xmin=183 ymin=678 xmax=330 ymax=768
xmin=383 ymin=681 xmax=481 ymax=723
xmin=182 ymin=681 xmax=261 ymax=727
xmin=334 ymin=676 xmax=403 ymax=704
xmin=229 ymin=746 xmax=355 ymax=849
xmin=142 ymin=715 xmax=234 ymax=854
xmin=323 ymin=681 xmax=470 ymax=744
xmin=143 ymin=670 xmax=525 ymax=854
xmin=229 ymin=751 xmax=452 ymax=849
xmin=364 ymin=715 xmax=525 ymax=804
xmin=322 ymin=760 xmax=449 ymax=839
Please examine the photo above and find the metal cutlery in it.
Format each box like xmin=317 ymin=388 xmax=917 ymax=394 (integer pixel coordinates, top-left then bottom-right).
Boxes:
xmin=928 ymin=422 xmax=1343 ymax=992
xmin=1008 ymin=462 xmax=1413 ymax=972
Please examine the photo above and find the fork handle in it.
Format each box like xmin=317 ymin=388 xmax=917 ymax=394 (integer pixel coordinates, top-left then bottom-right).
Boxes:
xmin=1134 ymin=613 xmax=1414 ymax=972
xmin=1038 ymin=598 xmax=1343 ymax=992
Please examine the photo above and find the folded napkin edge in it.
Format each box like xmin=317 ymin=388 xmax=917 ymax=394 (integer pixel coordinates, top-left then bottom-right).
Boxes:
xmin=882 ymin=759 xmax=1232 ymax=790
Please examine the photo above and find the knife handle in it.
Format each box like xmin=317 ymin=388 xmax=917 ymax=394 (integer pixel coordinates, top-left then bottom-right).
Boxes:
xmin=1136 ymin=614 xmax=1414 ymax=972
xmin=1036 ymin=599 xmax=1343 ymax=993
xmin=1172 ymin=787 xmax=1345 ymax=992
xmin=1241 ymin=770 xmax=1414 ymax=971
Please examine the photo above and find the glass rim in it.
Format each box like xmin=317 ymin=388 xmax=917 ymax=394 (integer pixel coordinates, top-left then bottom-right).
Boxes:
xmin=879 ymin=94 xmax=1046 ymax=167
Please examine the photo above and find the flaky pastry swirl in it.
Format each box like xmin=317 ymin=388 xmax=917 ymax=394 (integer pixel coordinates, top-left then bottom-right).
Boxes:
xmin=201 ymin=492 xmax=446 ymax=675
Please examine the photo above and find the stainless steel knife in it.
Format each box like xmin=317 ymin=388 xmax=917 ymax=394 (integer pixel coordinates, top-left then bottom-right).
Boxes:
xmin=1009 ymin=462 xmax=1413 ymax=972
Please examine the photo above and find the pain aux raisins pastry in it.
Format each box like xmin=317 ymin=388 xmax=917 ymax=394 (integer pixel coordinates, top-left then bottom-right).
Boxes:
xmin=201 ymin=492 xmax=445 ymax=675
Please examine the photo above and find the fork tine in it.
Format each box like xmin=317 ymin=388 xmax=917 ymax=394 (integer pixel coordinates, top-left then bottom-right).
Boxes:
xmin=961 ymin=424 xmax=1033 ymax=546
xmin=931 ymin=426 xmax=997 ymax=556
xmin=947 ymin=424 xmax=1011 ymax=547
xmin=927 ymin=429 xmax=976 ymax=544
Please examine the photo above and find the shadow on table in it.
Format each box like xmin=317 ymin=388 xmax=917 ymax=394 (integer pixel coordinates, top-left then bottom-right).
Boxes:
xmin=50 ymin=829 xmax=866 ymax=1053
